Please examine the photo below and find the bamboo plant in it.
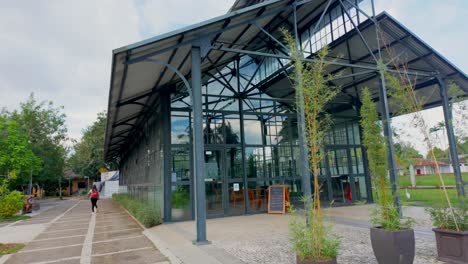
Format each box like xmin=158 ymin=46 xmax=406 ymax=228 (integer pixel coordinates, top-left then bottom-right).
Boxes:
xmin=283 ymin=29 xmax=340 ymax=262
xmin=360 ymin=87 xmax=413 ymax=230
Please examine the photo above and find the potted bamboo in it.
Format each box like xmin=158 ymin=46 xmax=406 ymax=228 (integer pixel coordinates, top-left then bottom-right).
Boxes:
xmin=283 ymin=29 xmax=340 ymax=264
xmin=428 ymin=203 xmax=468 ymax=264
xmin=360 ymin=87 xmax=415 ymax=264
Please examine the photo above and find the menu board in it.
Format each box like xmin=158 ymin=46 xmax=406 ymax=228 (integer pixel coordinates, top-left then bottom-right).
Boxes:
xmin=268 ymin=185 xmax=285 ymax=214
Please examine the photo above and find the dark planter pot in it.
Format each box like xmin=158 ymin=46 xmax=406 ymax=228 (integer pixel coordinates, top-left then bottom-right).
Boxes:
xmin=370 ymin=227 xmax=415 ymax=264
xmin=433 ymin=228 xmax=468 ymax=264
xmin=296 ymin=256 xmax=337 ymax=264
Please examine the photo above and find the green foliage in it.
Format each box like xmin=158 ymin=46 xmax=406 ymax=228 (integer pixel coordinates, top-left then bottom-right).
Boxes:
xmin=0 ymin=191 xmax=24 ymax=218
xmin=360 ymin=88 xmax=413 ymax=231
xmin=394 ymin=142 xmax=422 ymax=171
xmin=289 ymin=199 xmax=340 ymax=261
xmin=69 ymin=111 xmax=116 ymax=180
xmin=171 ymin=187 xmax=190 ymax=209
xmin=113 ymin=193 xmax=162 ymax=228
xmin=0 ymin=116 xmax=40 ymax=179
xmin=428 ymin=202 xmax=468 ymax=231
xmin=427 ymin=147 xmax=449 ymax=161
xmin=282 ymin=29 xmax=340 ymax=261
xmin=6 ymin=94 xmax=67 ymax=193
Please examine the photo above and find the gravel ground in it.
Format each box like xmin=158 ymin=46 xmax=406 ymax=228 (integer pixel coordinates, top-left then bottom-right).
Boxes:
xmin=212 ymin=222 xmax=443 ymax=264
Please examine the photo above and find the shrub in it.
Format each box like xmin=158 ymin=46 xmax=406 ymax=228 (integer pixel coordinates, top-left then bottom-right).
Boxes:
xmin=112 ymin=193 xmax=162 ymax=228
xmin=289 ymin=198 xmax=340 ymax=261
xmin=428 ymin=202 xmax=468 ymax=231
xmin=0 ymin=191 xmax=24 ymax=218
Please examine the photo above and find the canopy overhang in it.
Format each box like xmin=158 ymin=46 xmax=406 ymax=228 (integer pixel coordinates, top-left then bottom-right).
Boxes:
xmin=104 ymin=0 xmax=468 ymax=161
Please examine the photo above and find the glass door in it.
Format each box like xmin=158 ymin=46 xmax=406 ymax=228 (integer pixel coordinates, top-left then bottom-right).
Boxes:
xmin=326 ymin=147 xmax=356 ymax=204
xmin=205 ymin=149 xmax=226 ymax=217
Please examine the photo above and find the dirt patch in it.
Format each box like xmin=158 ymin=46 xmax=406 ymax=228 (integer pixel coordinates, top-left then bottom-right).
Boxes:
xmin=0 ymin=243 xmax=25 ymax=255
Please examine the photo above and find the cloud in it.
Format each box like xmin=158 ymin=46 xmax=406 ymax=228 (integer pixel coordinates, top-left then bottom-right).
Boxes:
xmin=0 ymin=0 xmax=235 ymax=141
xmin=0 ymin=0 xmax=465 ymax=154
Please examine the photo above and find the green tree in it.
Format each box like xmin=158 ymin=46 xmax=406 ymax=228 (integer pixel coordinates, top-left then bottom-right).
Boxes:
xmin=69 ymin=111 xmax=115 ymax=180
xmin=0 ymin=116 xmax=40 ymax=181
xmin=394 ymin=142 xmax=422 ymax=172
xmin=428 ymin=147 xmax=449 ymax=161
xmin=9 ymin=94 xmax=67 ymax=193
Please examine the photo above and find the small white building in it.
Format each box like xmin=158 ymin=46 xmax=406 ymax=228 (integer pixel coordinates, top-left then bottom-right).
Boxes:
xmin=100 ymin=171 xmax=125 ymax=198
xmin=413 ymin=158 xmax=451 ymax=175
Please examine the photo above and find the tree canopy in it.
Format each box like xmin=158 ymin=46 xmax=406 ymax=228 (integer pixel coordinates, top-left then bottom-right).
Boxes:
xmin=3 ymin=94 xmax=67 ymax=193
xmin=0 ymin=116 xmax=40 ymax=180
xmin=69 ymin=111 xmax=116 ymax=180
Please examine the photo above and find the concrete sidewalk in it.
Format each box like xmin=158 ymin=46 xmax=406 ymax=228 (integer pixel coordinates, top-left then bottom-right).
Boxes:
xmin=2 ymin=199 xmax=169 ymax=264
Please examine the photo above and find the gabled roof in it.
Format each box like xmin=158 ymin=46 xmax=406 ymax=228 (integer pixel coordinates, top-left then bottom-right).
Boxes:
xmin=104 ymin=0 xmax=468 ymax=161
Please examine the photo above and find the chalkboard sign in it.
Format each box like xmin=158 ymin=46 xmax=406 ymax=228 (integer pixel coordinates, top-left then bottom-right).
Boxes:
xmin=268 ymin=185 xmax=285 ymax=214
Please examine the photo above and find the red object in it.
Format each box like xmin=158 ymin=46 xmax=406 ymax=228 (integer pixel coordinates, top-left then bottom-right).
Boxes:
xmin=345 ymin=184 xmax=352 ymax=202
xmin=91 ymin=190 xmax=99 ymax=199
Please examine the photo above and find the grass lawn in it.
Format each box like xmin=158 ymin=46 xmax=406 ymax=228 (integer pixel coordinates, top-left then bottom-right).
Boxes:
xmin=400 ymin=188 xmax=467 ymax=207
xmin=0 ymin=215 xmax=31 ymax=223
xmin=399 ymin=173 xmax=468 ymax=187
xmin=0 ymin=243 xmax=25 ymax=255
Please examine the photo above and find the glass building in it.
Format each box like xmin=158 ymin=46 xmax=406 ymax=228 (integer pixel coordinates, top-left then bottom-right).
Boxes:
xmin=104 ymin=0 xmax=467 ymax=241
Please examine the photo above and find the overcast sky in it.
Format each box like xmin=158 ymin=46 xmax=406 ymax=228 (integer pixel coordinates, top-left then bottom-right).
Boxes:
xmin=0 ymin=0 xmax=466 ymax=155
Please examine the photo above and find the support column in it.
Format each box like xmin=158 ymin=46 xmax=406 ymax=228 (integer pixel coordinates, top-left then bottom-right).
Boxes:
xmin=297 ymin=91 xmax=312 ymax=198
xmin=437 ymin=76 xmax=465 ymax=197
xmin=192 ymin=45 xmax=207 ymax=243
xmin=378 ymin=71 xmax=401 ymax=214
xmin=162 ymin=93 xmax=172 ymax=222
xmin=293 ymin=1 xmax=311 ymax=199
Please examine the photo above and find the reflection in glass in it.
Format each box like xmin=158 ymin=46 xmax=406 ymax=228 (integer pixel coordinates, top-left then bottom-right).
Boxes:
xmin=229 ymin=182 xmax=245 ymax=215
xmin=171 ymin=112 xmax=190 ymax=144
xmin=204 ymin=117 xmax=224 ymax=144
xmin=171 ymin=148 xmax=190 ymax=182
xmin=171 ymin=185 xmax=191 ymax=221
xmin=246 ymin=147 xmax=264 ymax=178
xmin=205 ymin=150 xmax=224 ymax=216
xmin=226 ymin=148 xmax=242 ymax=179
xmin=247 ymin=181 xmax=268 ymax=213
xmin=243 ymin=116 xmax=263 ymax=144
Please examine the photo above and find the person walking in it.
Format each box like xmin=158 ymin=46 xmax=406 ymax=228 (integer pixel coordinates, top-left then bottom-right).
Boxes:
xmin=88 ymin=185 xmax=100 ymax=213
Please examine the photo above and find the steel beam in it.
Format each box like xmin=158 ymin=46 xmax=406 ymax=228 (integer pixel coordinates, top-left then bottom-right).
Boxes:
xmin=192 ymin=45 xmax=208 ymax=243
xmin=214 ymin=45 xmax=432 ymax=77
xmin=437 ymin=76 xmax=465 ymax=197
xmin=378 ymin=71 xmax=401 ymax=215
xmin=161 ymin=93 xmax=172 ymax=221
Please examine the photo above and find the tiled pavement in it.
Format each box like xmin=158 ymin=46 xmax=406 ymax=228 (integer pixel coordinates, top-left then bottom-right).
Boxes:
xmin=4 ymin=199 xmax=168 ymax=264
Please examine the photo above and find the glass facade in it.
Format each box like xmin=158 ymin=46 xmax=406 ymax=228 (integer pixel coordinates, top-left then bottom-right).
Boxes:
xmin=118 ymin=0 xmax=375 ymax=222
xmin=165 ymin=56 xmax=370 ymax=221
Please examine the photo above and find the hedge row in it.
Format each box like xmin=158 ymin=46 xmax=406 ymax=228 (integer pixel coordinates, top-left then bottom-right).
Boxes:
xmin=112 ymin=193 xmax=162 ymax=228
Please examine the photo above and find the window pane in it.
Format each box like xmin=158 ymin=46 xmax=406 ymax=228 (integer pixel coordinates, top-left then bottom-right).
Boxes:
xmin=245 ymin=147 xmax=264 ymax=178
xmin=171 ymin=112 xmax=190 ymax=144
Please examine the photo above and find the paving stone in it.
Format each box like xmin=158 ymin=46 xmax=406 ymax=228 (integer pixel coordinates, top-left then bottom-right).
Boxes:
xmin=93 ymin=229 xmax=142 ymax=242
xmin=6 ymin=245 xmax=81 ymax=264
xmin=91 ymin=248 xmax=167 ymax=264
xmin=92 ymin=236 xmax=153 ymax=254
xmin=26 ymin=236 xmax=85 ymax=250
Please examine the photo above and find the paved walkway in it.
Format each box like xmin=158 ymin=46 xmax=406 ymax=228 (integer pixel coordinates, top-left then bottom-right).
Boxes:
xmin=145 ymin=205 xmax=442 ymax=264
xmin=2 ymin=199 xmax=168 ymax=264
